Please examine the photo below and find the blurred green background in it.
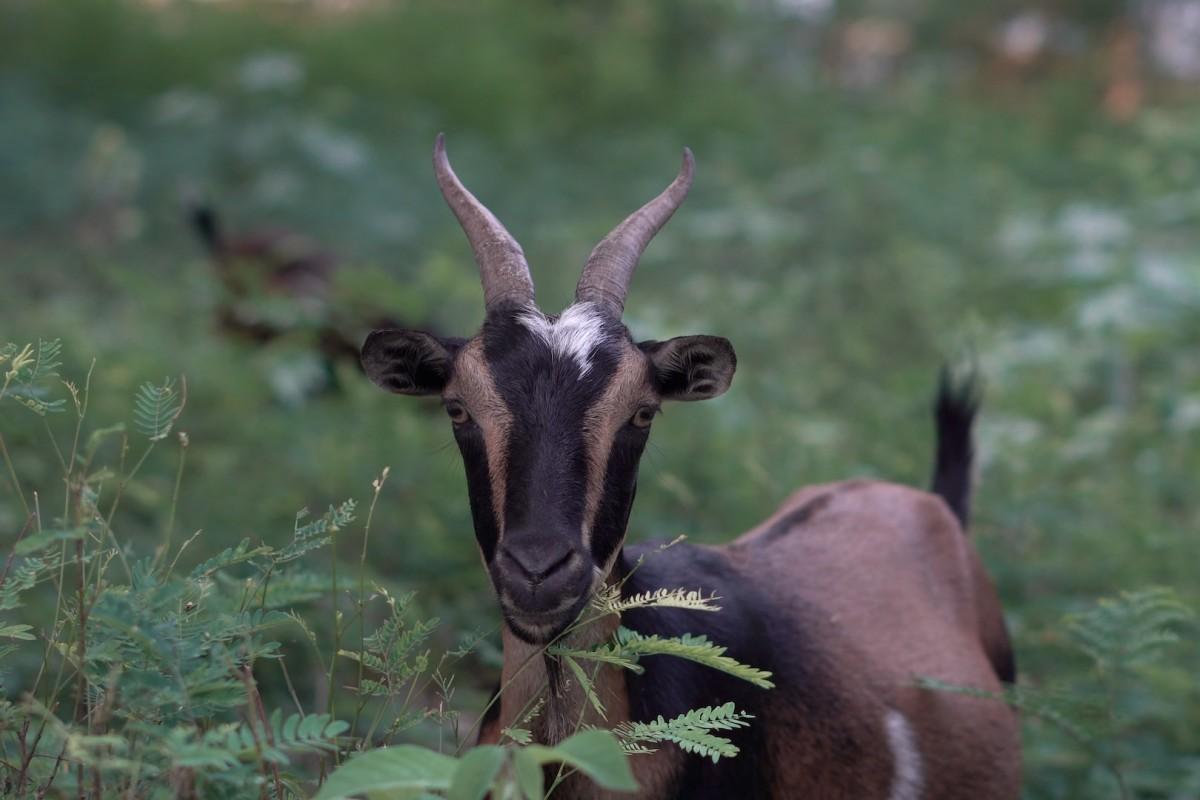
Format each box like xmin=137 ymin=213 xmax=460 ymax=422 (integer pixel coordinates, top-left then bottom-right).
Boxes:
xmin=2 ymin=0 xmax=1199 ymax=796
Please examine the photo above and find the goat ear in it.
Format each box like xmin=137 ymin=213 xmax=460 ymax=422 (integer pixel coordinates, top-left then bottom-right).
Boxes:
xmin=361 ymin=330 xmax=460 ymax=396
xmin=639 ymin=335 xmax=736 ymax=401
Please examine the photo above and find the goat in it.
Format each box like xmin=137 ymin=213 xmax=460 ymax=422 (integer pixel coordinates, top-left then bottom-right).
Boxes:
xmin=360 ymin=136 xmax=1022 ymax=799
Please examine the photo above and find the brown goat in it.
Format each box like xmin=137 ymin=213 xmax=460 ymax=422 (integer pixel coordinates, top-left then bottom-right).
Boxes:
xmin=361 ymin=137 xmax=1021 ymax=798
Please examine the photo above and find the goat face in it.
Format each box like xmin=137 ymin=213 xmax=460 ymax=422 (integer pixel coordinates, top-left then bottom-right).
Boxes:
xmin=362 ymin=136 xmax=732 ymax=643
xmin=362 ymin=305 xmax=734 ymax=642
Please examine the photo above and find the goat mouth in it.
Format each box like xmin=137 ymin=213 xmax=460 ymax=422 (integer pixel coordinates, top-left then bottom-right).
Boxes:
xmin=501 ymin=596 xmax=589 ymax=644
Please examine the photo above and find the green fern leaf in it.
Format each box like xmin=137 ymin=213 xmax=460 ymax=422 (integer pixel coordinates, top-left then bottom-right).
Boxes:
xmin=613 ymin=628 xmax=775 ymax=689
xmin=2 ymin=339 xmax=66 ymax=414
xmin=33 ymin=338 xmax=62 ymax=381
xmin=614 ymin=702 xmax=753 ymax=763
xmin=275 ymin=501 xmax=356 ymax=563
xmin=133 ymin=377 xmax=185 ymax=440
xmin=1066 ymin=587 xmax=1193 ymax=674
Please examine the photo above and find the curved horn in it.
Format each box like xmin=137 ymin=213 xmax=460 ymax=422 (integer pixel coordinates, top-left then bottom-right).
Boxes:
xmin=576 ymin=148 xmax=694 ymax=316
xmin=433 ymin=134 xmax=534 ymax=310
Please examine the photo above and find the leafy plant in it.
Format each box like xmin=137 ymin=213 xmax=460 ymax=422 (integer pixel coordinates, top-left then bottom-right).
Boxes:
xmin=131 ymin=377 xmax=185 ymax=441
xmin=314 ymin=729 xmax=637 ymax=800
xmin=613 ymin=702 xmax=754 ymax=762
xmin=0 ymin=339 xmax=774 ymax=798
xmin=0 ymin=338 xmax=65 ymax=415
xmin=920 ymin=587 xmax=1194 ymax=800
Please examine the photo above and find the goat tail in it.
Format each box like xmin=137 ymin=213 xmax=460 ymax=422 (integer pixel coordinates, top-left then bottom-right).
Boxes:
xmin=930 ymin=365 xmax=981 ymax=530
xmin=186 ymin=201 xmax=223 ymax=256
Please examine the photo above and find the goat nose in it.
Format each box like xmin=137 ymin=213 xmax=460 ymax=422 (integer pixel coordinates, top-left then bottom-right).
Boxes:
xmin=500 ymin=544 xmax=575 ymax=585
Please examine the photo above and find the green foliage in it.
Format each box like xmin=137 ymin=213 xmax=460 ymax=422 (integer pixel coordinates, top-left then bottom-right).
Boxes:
xmin=0 ymin=342 xmax=439 ymax=797
xmin=1 ymin=344 xmax=776 ymax=797
xmin=276 ymin=501 xmax=357 ymax=563
xmin=314 ymin=745 xmax=458 ymax=799
xmin=0 ymin=339 xmax=66 ymax=415
xmin=166 ymin=711 xmax=347 ymax=770
xmin=0 ymin=547 xmax=81 ymax=611
xmin=340 ymin=589 xmax=438 ymax=697
xmin=523 ymin=729 xmax=639 ymax=793
xmin=315 ymin=729 xmax=636 ymax=800
xmin=614 ymin=702 xmax=754 ymax=762
xmin=554 ymin=627 xmax=775 ymax=689
xmin=921 ymin=587 xmax=1195 ymax=799
xmin=131 ymin=376 xmax=185 ymax=441
xmin=1066 ymin=588 xmax=1193 ymax=676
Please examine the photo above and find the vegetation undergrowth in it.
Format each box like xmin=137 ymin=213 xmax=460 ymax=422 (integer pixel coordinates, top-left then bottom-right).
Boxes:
xmin=0 ymin=339 xmax=774 ymax=798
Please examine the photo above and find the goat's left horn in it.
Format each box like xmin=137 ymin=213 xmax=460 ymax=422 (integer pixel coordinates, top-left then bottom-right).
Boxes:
xmin=433 ymin=134 xmax=535 ymax=311
xmin=575 ymin=148 xmax=694 ymax=316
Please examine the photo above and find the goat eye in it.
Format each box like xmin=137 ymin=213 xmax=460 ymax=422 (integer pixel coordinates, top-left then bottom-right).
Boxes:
xmin=444 ymin=401 xmax=470 ymax=425
xmin=631 ymin=405 xmax=658 ymax=428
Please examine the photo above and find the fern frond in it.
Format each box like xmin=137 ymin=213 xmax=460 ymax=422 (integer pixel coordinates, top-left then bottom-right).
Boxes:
xmin=2 ymin=339 xmax=66 ymax=414
xmin=501 ymin=726 xmax=533 ymax=745
xmin=613 ymin=628 xmax=775 ymax=689
xmin=261 ymin=710 xmax=348 ymax=763
xmin=170 ymin=712 xmax=347 ymax=770
xmin=349 ymin=588 xmax=438 ymax=698
xmin=591 ymin=585 xmax=722 ymax=615
xmin=614 ymin=702 xmax=753 ymax=763
xmin=0 ymin=550 xmax=87 ymax=611
xmin=0 ymin=623 xmax=35 ymax=640
xmin=275 ymin=501 xmax=356 ymax=563
xmin=133 ymin=377 xmax=185 ymax=441
xmin=29 ymin=338 xmax=62 ymax=383
xmin=551 ymin=628 xmax=775 ymax=689
xmin=1066 ymin=587 xmax=1192 ymax=674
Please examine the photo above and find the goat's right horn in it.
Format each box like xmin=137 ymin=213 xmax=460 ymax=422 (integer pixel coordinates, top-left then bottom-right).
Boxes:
xmin=433 ymin=134 xmax=535 ymax=311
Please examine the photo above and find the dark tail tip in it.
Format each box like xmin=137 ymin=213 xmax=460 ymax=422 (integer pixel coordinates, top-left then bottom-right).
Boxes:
xmin=187 ymin=203 xmax=222 ymax=255
xmin=931 ymin=365 xmax=981 ymax=530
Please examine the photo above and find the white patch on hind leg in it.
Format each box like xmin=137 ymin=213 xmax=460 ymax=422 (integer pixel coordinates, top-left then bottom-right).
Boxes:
xmin=517 ymin=302 xmax=609 ymax=378
xmin=885 ymin=710 xmax=923 ymax=800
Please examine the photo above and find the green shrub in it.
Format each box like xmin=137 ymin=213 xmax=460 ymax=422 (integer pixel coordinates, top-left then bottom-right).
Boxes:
xmin=0 ymin=340 xmax=769 ymax=798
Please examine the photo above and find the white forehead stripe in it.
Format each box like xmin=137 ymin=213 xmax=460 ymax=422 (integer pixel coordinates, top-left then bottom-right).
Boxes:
xmin=517 ymin=302 xmax=609 ymax=378
xmin=885 ymin=710 xmax=923 ymax=800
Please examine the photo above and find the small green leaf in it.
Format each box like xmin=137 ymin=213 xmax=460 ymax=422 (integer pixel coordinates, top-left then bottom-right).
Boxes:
xmin=314 ymin=746 xmax=458 ymax=800
xmin=526 ymin=729 xmax=637 ymax=793
xmin=501 ymin=727 xmax=532 ymax=746
xmin=448 ymin=745 xmax=506 ymax=800
xmin=15 ymin=527 xmax=85 ymax=556
xmin=0 ymin=624 xmax=35 ymax=640
xmin=512 ymin=748 xmax=545 ymax=800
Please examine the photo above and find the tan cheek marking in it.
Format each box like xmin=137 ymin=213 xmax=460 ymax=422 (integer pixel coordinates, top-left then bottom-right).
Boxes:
xmin=581 ymin=345 xmax=652 ymax=553
xmin=446 ymin=340 xmax=511 ymax=545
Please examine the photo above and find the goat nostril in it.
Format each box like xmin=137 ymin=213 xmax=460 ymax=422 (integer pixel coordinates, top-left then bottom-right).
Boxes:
xmin=501 ymin=545 xmax=574 ymax=584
